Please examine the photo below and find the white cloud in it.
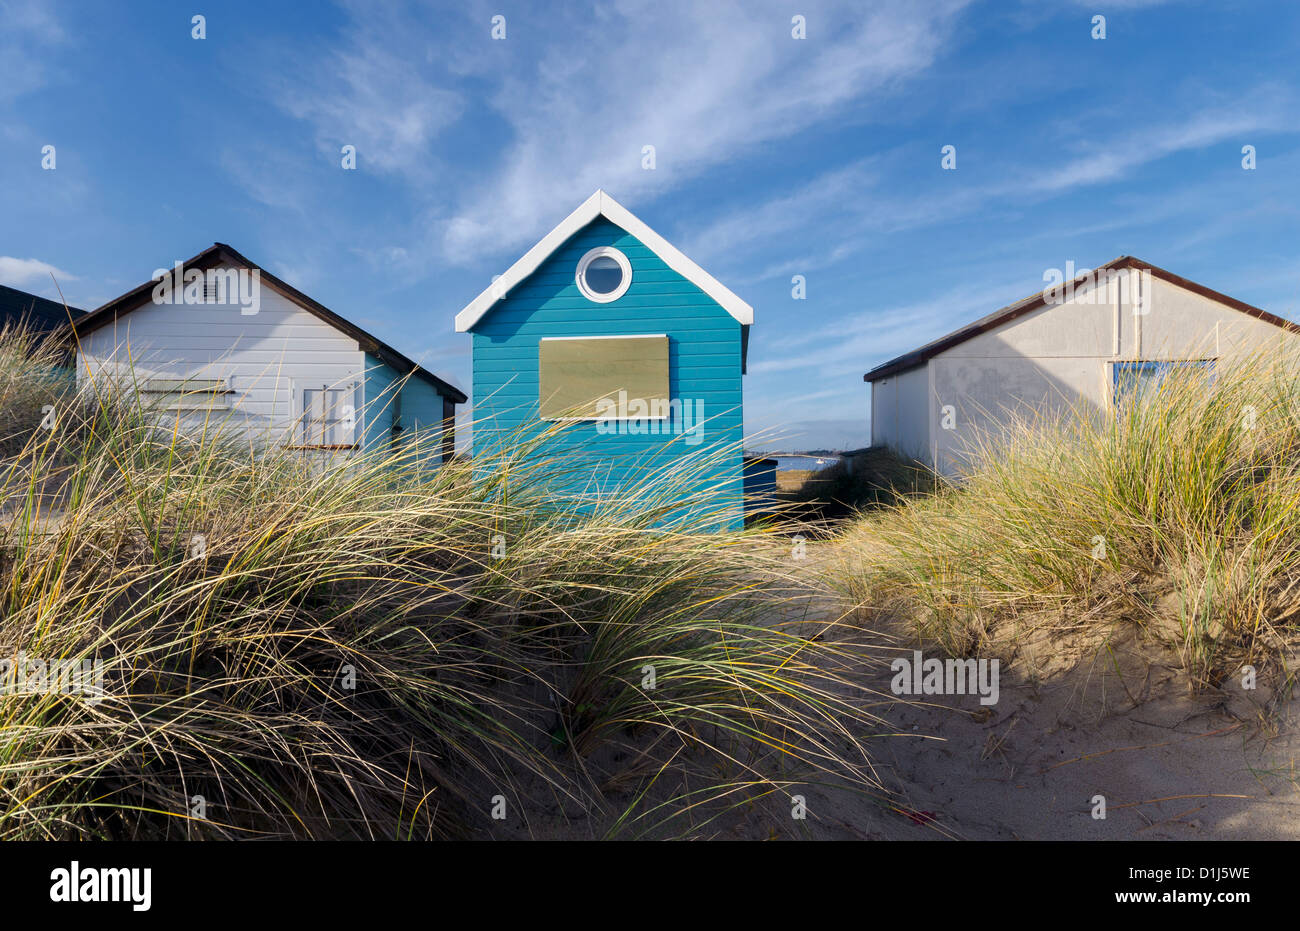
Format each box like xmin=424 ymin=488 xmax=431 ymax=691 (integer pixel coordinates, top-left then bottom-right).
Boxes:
xmin=678 ymin=160 xmax=879 ymax=263
xmin=0 ymin=256 xmax=76 ymax=288
xmin=265 ymin=0 xmax=465 ymax=181
xmin=0 ymin=0 xmax=68 ymax=105
xmin=255 ymin=0 xmax=975 ymax=271
xmin=1022 ymin=104 xmax=1289 ymax=195
xmin=219 ymin=145 xmax=314 ymax=212
xmin=682 ymin=92 xmax=1296 ymax=281
xmin=1063 ymin=0 xmax=1179 ymax=6
xmin=750 ymin=274 xmax=1031 ymax=383
xmin=439 ymin=0 xmax=974 ymax=261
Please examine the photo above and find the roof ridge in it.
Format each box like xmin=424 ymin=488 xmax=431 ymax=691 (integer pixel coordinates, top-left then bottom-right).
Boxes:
xmin=454 ymin=191 xmax=753 ymax=331
xmin=70 ymin=244 xmax=466 ymax=404
xmin=863 ymin=258 xmax=1297 ymax=383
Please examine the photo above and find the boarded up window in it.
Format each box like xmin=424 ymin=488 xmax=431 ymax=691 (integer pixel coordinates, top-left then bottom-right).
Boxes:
xmin=140 ymin=377 xmax=233 ymax=411
xmin=538 ymin=336 xmax=669 ymax=420
xmin=299 ymin=385 xmax=357 ymax=447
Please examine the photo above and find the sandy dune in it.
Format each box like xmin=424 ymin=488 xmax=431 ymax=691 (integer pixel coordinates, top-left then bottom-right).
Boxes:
xmin=796 ymin=610 xmax=1300 ymax=841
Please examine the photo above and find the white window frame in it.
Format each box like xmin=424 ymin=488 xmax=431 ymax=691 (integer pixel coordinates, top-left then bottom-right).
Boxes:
xmin=292 ymin=381 xmax=361 ymax=449
xmin=575 ymin=246 xmax=632 ymax=303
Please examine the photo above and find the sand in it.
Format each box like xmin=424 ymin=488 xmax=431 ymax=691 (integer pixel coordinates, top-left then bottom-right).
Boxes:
xmin=786 ymin=609 xmax=1300 ymax=841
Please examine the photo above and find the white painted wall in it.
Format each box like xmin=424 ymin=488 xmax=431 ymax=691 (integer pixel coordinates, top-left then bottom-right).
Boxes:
xmin=77 ymin=264 xmax=366 ymax=446
xmin=870 ymin=364 xmax=930 ymax=460
xmin=876 ymin=271 xmax=1292 ymax=476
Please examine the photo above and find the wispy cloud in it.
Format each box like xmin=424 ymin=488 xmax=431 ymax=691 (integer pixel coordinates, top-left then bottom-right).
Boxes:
xmin=1022 ymin=100 xmax=1291 ymax=195
xmin=1062 ymin=0 xmax=1181 ymax=6
xmin=689 ymin=92 xmax=1296 ymax=282
xmin=219 ymin=144 xmax=317 ymax=213
xmin=0 ymin=0 xmax=69 ymax=106
xmin=0 ymin=256 xmax=76 ymax=288
xmin=250 ymin=0 xmax=976 ymax=276
xmin=751 ymin=275 xmax=1030 ymax=380
xmin=263 ymin=0 xmax=465 ymax=182
xmin=678 ymin=159 xmax=879 ymax=263
xmin=439 ymin=0 xmax=974 ymax=261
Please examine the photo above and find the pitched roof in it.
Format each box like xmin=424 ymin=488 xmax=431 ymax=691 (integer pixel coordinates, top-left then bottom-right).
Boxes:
xmin=453 ymin=189 xmax=754 ymax=332
xmin=72 ymin=243 xmax=467 ymax=404
xmin=863 ymin=256 xmax=1300 ymax=383
xmin=0 ymin=284 xmax=84 ymax=332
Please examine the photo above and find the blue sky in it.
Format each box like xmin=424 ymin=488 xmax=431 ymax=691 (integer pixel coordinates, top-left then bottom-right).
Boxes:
xmin=2 ymin=0 xmax=1298 ymax=450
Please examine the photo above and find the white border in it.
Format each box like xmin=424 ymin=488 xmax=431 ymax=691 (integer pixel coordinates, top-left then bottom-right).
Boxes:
xmin=575 ymin=246 xmax=632 ymax=303
xmin=454 ymin=190 xmax=753 ymax=331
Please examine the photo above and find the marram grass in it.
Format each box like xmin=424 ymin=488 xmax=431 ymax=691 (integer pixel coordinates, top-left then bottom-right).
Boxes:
xmin=0 ymin=330 xmax=887 ymax=840
xmin=832 ymin=346 xmax=1300 ymax=689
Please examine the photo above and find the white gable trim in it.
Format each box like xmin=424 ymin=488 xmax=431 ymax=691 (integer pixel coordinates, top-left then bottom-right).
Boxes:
xmin=453 ymin=190 xmax=753 ymax=332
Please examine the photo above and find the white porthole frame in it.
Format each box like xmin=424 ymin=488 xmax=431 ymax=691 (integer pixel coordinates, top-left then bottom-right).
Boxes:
xmin=575 ymin=246 xmax=632 ymax=303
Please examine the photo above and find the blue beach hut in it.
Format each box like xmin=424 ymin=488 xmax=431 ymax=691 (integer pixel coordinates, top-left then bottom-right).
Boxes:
xmin=454 ymin=191 xmax=753 ymax=527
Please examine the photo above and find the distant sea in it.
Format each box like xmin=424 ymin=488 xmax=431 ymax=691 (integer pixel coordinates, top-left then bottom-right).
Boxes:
xmin=771 ymin=455 xmax=839 ymax=472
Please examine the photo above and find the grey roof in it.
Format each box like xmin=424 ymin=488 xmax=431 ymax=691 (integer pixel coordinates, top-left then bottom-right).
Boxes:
xmin=0 ymin=284 xmax=84 ymax=332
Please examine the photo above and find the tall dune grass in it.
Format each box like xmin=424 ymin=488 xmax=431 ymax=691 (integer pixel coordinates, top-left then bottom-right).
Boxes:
xmin=0 ymin=331 xmax=886 ymax=839
xmin=833 ymin=347 xmax=1300 ymax=688
xmin=0 ymin=322 xmax=78 ymax=460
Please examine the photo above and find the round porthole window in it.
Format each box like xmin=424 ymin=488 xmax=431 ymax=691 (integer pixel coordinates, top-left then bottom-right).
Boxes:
xmin=576 ymin=247 xmax=632 ymax=303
